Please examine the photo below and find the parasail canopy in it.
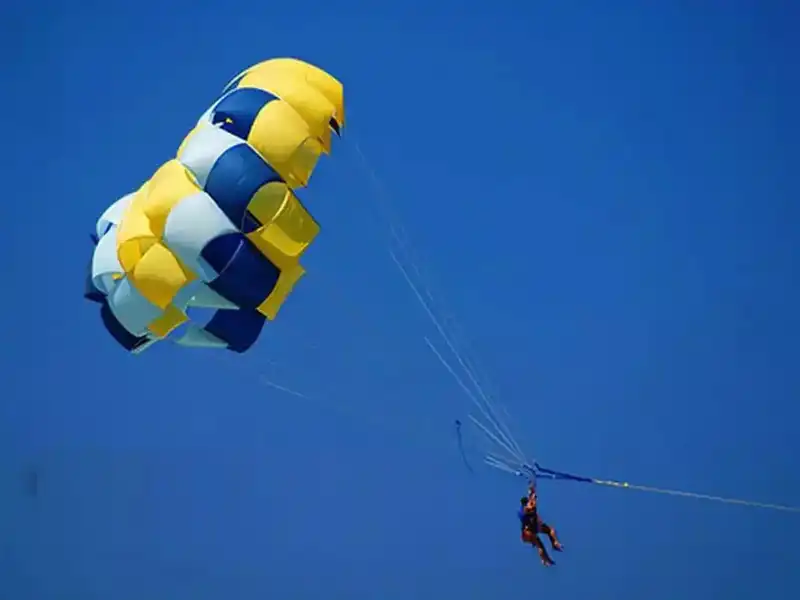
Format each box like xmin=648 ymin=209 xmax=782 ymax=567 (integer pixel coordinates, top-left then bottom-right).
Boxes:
xmin=84 ymin=58 xmax=345 ymax=354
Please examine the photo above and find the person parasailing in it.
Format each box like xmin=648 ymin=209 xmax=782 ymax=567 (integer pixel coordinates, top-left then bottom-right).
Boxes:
xmin=518 ymin=481 xmax=563 ymax=566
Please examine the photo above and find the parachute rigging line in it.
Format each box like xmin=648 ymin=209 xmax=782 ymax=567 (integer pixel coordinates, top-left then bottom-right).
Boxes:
xmin=392 ymin=255 xmax=525 ymax=462
xmin=347 ymin=137 xmax=528 ymax=468
xmin=258 ymin=377 xmax=311 ymax=400
xmin=454 ymin=420 xmax=474 ymax=473
xmin=424 ymin=336 xmax=525 ymax=465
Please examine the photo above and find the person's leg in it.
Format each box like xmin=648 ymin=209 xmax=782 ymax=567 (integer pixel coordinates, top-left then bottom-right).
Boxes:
xmin=533 ymin=536 xmax=555 ymax=566
xmin=524 ymin=529 xmax=554 ymax=566
xmin=538 ymin=519 xmax=563 ymax=551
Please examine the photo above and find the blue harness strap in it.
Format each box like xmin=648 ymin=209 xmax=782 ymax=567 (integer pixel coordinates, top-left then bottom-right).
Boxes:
xmin=533 ymin=462 xmax=594 ymax=484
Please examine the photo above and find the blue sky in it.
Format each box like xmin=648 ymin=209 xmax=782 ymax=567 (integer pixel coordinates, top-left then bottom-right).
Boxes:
xmin=2 ymin=0 xmax=799 ymax=598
